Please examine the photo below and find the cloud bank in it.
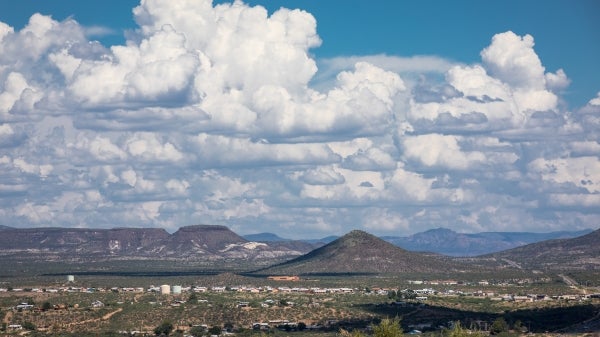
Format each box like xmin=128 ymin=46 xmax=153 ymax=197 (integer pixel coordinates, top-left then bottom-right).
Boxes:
xmin=0 ymin=0 xmax=598 ymax=237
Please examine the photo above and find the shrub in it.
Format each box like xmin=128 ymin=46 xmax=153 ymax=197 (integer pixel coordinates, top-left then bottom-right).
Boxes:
xmin=154 ymin=321 xmax=174 ymax=336
xmin=490 ymin=317 xmax=509 ymax=335
xmin=22 ymin=321 xmax=36 ymax=331
xmin=444 ymin=321 xmax=484 ymax=337
xmin=208 ymin=325 xmax=222 ymax=336
xmin=340 ymin=318 xmax=404 ymax=337
xmin=373 ymin=318 xmax=403 ymax=337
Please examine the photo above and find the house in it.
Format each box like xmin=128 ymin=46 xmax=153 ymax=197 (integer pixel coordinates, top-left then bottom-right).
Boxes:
xmin=415 ymin=288 xmax=435 ymax=295
xmin=252 ymin=323 xmax=270 ymax=330
xmin=559 ymin=295 xmax=578 ymax=300
xmin=16 ymin=303 xmax=34 ymax=310
xmin=513 ymin=296 xmax=533 ymax=303
xmin=92 ymin=300 xmax=105 ymax=308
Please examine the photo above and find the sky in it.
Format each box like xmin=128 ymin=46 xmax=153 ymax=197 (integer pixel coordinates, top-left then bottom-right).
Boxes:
xmin=0 ymin=0 xmax=599 ymax=238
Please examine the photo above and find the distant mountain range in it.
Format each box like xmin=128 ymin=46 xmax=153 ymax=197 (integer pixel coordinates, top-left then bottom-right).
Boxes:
xmin=256 ymin=230 xmax=465 ymax=275
xmin=0 ymin=225 xmax=311 ymax=263
xmin=0 ymin=225 xmax=597 ymax=273
xmin=244 ymin=227 xmax=592 ymax=256
xmin=482 ymin=228 xmax=600 ymax=270
xmin=259 ymin=229 xmax=600 ymax=275
xmin=242 ymin=232 xmax=337 ymax=245
xmin=380 ymin=227 xmax=593 ymax=256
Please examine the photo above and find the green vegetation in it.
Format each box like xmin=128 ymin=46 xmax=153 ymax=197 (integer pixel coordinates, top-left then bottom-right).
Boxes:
xmin=1 ymin=257 xmax=599 ymax=337
xmin=443 ymin=321 xmax=485 ymax=337
xmin=372 ymin=318 xmax=403 ymax=337
xmin=154 ymin=321 xmax=174 ymax=336
xmin=209 ymin=325 xmax=223 ymax=335
xmin=490 ymin=317 xmax=509 ymax=335
xmin=21 ymin=321 xmax=37 ymax=331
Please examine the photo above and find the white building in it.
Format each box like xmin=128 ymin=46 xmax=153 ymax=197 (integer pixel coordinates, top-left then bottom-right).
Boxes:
xmin=160 ymin=284 xmax=171 ymax=295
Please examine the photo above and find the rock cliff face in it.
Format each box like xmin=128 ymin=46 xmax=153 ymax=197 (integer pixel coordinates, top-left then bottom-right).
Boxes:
xmin=0 ymin=225 xmax=310 ymax=262
xmin=0 ymin=227 xmax=167 ymax=253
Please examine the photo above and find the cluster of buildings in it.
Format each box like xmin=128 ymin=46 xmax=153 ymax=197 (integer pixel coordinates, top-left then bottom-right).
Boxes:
xmin=394 ymin=287 xmax=598 ymax=303
xmin=1 ymin=284 xmax=358 ymax=297
xmin=407 ymin=278 xmax=549 ymax=286
xmin=2 ymin=273 xmax=597 ymax=304
xmin=148 ymin=284 xmax=357 ymax=295
xmin=5 ymin=283 xmax=595 ymax=305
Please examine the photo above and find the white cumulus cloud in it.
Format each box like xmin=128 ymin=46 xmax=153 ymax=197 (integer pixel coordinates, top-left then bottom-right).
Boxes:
xmin=0 ymin=1 xmax=597 ymax=237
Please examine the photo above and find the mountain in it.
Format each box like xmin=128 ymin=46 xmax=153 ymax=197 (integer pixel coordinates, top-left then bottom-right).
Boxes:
xmin=2 ymin=225 xmax=595 ymax=272
xmin=0 ymin=225 xmax=310 ymax=263
xmin=302 ymin=235 xmax=339 ymax=245
xmin=256 ymin=230 xmax=465 ymax=275
xmin=242 ymin=232 xmax=327 ymax=253
xmin=382 ymin=227 xmax=593 ymax=256
xmin=0 ymin=227 xmax=170 ymax=255
xmin=243 ymin=232 xmax=337 ymax=245
xmin=0 ymin=225 xmax=13 ymax=230
xmin=482 ymin=228 xmax=600 ymax=270
xmin=243 ymin=232 xmax=289 ymax=242
xmin=164 ymin=225 xmax=247 ymax=253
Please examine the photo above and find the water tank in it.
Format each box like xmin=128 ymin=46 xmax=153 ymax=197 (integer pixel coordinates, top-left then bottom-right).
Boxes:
xmin=172 ymin=285 xmax=182 ymax=294
xmin=160 ymin=284 xmax=171 ymax=295
xmin=67 ymin=275 xmax=75 ymax=283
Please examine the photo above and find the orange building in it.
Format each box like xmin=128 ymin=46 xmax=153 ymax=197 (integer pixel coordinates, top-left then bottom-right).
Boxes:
xmin=267 ymin=275 xmax=300 ymax=281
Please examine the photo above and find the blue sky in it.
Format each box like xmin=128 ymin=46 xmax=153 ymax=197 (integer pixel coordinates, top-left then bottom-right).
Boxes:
xmin=0 ymin=0 xmax=598 ymax=237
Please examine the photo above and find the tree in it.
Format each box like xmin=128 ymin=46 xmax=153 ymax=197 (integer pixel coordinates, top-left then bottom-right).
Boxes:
xmin=189 ymin=326 xmax=206 ymax=337
xmin=513 ymin=320 xmax=526 ymax=333
xmin=22 ymin=321 xmax=36 ymax=331
xmin=490 ymin=317 xmax=509 ymax=335
xmin=188 ymin=292 xmax=198 ymax=303
xmin=401 ymin=289 xmax=416 ymax=300
xmin=339 ymin=328 xmax=366 ymax=337
xmin=341 ymin=318 xmax=403 ymax=337
xmin=297 ymin=322 xmax=306 ymax=331
xmin=373 ymin=318 xmax=403 ymax=337
xmin=445 ymin=321 xmax=484 ymax=337
xmin=42 ymin=301 xmax=53 ymax=311
xmin=208 ymin=325 xmax=222 ymax=336
xmin=154 ymin=321 xmax=174 ymax=336
xmin=387 ymin=290 xmax=397 ymax=300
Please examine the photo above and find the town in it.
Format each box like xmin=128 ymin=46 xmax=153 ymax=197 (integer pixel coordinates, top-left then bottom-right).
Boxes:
xmin=2 ymin=275 xmax=599 ymax=336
